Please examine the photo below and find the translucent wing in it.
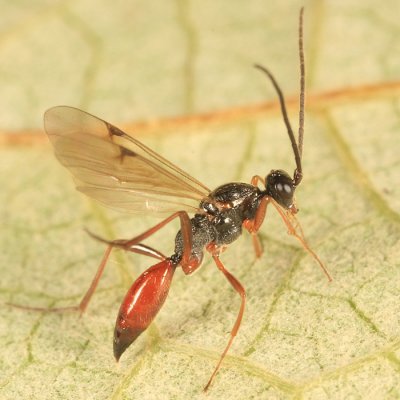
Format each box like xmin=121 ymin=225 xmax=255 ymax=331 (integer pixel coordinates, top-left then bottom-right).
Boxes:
xmin=44 ymin=106 xmax=211 ymax=214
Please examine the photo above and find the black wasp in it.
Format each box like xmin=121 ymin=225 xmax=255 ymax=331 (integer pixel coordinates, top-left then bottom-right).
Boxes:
xmin=15 ymin=8 xmax=331 ymax=392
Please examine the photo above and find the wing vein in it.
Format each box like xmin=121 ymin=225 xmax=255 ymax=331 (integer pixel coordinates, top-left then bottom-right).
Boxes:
xmin=44 ymin=106 xmax=211 ymax=215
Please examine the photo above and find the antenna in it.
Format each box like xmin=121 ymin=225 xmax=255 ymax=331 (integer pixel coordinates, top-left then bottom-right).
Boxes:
xmin=297 ymin=7 xmax=305 ymax=184
xmin=255 ymin=8 xmax=306 ymax=187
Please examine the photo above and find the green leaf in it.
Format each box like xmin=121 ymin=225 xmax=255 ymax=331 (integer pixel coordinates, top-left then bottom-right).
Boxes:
xmin=1 ymin=2 xmax=400 ymax=399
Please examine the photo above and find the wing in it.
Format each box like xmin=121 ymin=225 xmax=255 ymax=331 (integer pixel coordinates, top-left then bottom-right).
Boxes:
xmin=44 ymin=106 xmax=211 ymax=214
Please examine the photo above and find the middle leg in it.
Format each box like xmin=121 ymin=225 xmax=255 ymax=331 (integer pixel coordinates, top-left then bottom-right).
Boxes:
xmin=203 ymin=244 xmax=246 ymax=391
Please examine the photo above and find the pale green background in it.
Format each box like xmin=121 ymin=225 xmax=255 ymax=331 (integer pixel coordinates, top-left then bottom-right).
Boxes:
xmin=1 ymin=1 xmax=400 ymax=399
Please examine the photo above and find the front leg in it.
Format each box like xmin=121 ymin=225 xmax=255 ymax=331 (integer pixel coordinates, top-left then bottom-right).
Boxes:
xmin=269 ymin=198 xmax=333 ymax=282
xmin=243 ymin=196 xmax=269 ymax=258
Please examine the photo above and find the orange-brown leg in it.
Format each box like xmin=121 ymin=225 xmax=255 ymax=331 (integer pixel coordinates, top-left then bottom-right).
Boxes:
xmin=243 ymin=196 xmax=270 ymax=258
xmin=8 ymin=211 xmax=194 ymax=314
xmin=7 ymin=244 xmax=114 ymax=314
xmin=247 ymin=176 xmax=268 ymax=257
xmin=270 ymin=198 xmax=333 ymax=281
xmin=250 ymin=175 xmax=265 ymax=187
xmin=98 ymin=211 xmax=193 ymax=266
xmin=203 ymin=245 xmax=246 ymax=391
xmin=86 ymin=230 xmax=166 ymax=260
xmin=74 ymin=242 xmax=168 ymax=314
xmin=113 ymin=212 xmax=198 ymax=360
xmin=7 ymin=242 xmax=166 ymax=315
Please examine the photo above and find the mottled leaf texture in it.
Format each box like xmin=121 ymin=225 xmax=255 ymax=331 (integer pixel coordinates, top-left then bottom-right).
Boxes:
xmin=1 ymin=1 xmax=400 ymax=400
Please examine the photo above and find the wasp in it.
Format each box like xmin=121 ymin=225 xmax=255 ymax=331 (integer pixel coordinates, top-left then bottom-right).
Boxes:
xmin=13 ymin=9 xmax=331 ymax=391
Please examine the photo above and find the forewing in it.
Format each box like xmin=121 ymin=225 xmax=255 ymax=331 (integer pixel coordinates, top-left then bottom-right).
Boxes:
xmin=44 ymin=106 xmax=210 ymax=214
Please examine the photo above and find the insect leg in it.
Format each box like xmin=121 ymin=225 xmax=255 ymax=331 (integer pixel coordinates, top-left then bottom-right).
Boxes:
xmin=94 ymin=211 xmax=193 ymax=267
xmin=270 ymin=198 xmax=333 ymax=281
xmin=8 ymin=211 xmax=193 ymax=315
xmin=247 ymin=175 xmax=268 ymax=257
xmin=203 ymin=246 xmax=246 ymax=392
xmin=7 ymin=244 xmax=113 ymax=314
xmin=7 ymin=241 xmax=167 ymax=314
xmin=250 ymin=175 xmax=266 ymax=187
xmin=65 ymin=241 xmax=168 ymax=314
xmin=243 ymin=196 xmax=270 ymax=258
xmin=101 ymin=212 xmax=194 ymax=360
xmin=86 ymin=229 xmax=166 ymax=260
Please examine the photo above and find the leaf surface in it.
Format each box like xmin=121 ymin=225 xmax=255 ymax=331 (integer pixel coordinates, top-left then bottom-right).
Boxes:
xmin=1 ymin=1 xmax=400 ymax=399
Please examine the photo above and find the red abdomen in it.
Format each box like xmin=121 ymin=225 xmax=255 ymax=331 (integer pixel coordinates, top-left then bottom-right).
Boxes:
xmin=113 ymin=259 xmax=176 ymax=360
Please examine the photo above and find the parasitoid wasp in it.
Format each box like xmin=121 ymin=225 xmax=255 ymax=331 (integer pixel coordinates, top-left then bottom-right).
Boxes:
xmin=12 ymin=8 xmax=331 ymax=391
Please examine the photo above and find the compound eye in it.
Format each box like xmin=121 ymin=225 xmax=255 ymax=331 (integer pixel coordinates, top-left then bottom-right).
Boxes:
xmin=276 ymin=182 xmax=293 ymax=196
xmin=266 ymin=169 xmax=295 ymax=209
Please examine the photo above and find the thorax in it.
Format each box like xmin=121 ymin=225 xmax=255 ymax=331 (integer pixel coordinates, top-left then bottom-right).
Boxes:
xmin=200 ymin=182 xmax=262 ymax=245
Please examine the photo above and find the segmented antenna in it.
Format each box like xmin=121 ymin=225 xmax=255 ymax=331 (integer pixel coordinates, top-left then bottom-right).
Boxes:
xmin=297 ymin=7 xmax=305 ymax=185
xmin=255 ymin=7 xmax=305 ymax=187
